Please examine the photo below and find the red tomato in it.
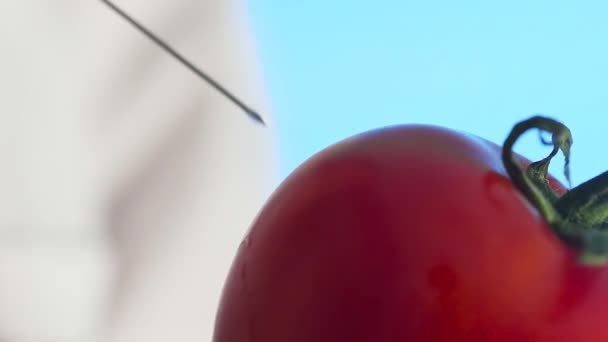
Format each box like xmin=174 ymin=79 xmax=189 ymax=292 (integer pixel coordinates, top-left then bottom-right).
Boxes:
xmin=214 ymin=124 xmax=608 ymax=342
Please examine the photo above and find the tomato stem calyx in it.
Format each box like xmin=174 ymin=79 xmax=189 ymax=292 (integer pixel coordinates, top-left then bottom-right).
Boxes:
xmin=503 ymin=116 xmax=608 ymax=266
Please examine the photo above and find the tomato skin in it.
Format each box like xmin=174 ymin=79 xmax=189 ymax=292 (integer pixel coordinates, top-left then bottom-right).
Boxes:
xmin=214 ymin=125 xmax=608 ymax=342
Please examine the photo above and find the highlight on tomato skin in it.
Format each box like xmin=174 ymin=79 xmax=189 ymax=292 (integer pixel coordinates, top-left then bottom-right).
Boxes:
xmin=213 ymin=124 xmax=608 ymax=342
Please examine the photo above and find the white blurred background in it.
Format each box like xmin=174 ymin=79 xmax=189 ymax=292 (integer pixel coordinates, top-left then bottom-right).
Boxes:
xmin=0 ymin=1 xmax=276 ymax=341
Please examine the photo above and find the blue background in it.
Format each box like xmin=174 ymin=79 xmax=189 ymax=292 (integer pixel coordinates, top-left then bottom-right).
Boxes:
xmin=249 ymin=1 xmax=607 ymax=187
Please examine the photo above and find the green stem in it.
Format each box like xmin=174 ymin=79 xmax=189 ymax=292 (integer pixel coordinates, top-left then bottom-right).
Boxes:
xmin=502 ymin=116 xmax=608 ymax=265
xmin=501 ymin=116 xmax=571 ymax=225
xmin=556 ymin=171 xmax=608 ymax=228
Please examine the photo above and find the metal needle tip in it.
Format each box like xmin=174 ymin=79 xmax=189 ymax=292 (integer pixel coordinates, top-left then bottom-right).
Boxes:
xmin=98 ymin=0 xmax=265 ymax=125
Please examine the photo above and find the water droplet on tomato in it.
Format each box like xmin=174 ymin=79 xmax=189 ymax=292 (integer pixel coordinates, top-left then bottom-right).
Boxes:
xmin=483 ymin=171 xmax=515 ymax=212
xmin=239 ymin=264 xmax=248 ymax=284
xmin=239 ymin=235 xmax=253 ymax=251
xmin=428 ymin=263 xmax=458 ymax=296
